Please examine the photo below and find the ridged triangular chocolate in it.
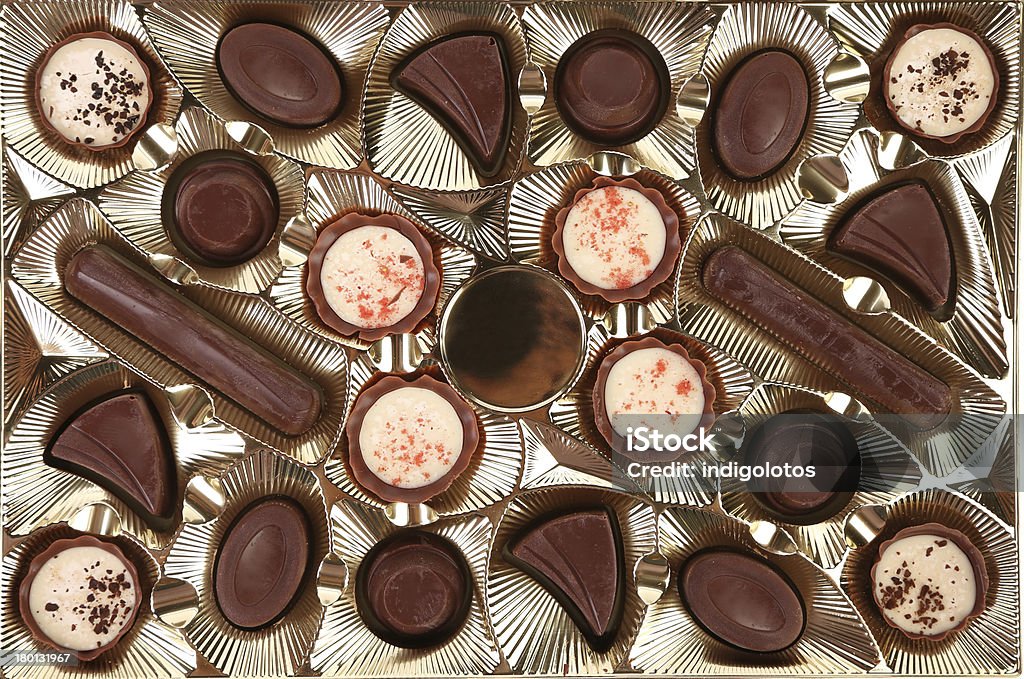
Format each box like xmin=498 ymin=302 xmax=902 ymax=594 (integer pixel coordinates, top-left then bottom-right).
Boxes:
xmin=392 ymin=33 xmax=511 ymax=177
xmin=46 ymin=391 xmax=177 ymax=529
xmin=504 ymin=507 xmax=624 ymax=651
xmin=829 ymin=182 xmax=953 ymax=313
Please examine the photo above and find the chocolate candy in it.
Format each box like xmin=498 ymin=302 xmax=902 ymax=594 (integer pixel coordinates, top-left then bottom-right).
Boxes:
xmin=680 ymin=550 xmax=805 ymax=652
xmin=504 ymin=508 xmax=624 ymax=651
xmin=555 ymin=30 xmax=669 ymax=145
xmin=713 ymin=50 xmax=809 ymax=180
xmin=170 ymin=155 xmax=278 ymax=266
xmin=46 ymin=391 xmax=177 ymax=530
xmin=830 ymin=182 xmax=952 ymax=313
xmin=214 ymin=497 xmax=311 ymax=629
xmin=701 ymin=246 xmax=952 ymax=429
xmin=356 ymin=531 xmax=472 ymax=648
xmin=64 ymin=245 xmax=323 ymax=436
xmin=218 ymin=23 xmax=343 ymax=128
xmin=392 ymin=34 xmax=511 ymax=176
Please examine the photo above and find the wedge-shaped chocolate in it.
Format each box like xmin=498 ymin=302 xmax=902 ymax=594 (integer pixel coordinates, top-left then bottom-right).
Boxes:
xmin=829 ymin=182 xmax=953 ymax=313
xmin=392 ymin=34 xmax=511 ymax=177
xmin=46 ymin=392 xmax=177 ymax=529
xmin=504 ymin=507 xmax=624 ymax=651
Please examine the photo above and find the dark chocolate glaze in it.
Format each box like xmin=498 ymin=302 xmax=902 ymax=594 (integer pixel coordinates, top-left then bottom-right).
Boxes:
xmin=504 ymin=507 xmax=624 ymax=651
xmin=218 ymin=23 xmax=343 ymax=128
xmin=46 ymin=391 xmax=177 ymax=530
xmin=214 ymin=497 xmax=311 ymax=629
xmin=64 ymin=245 xmax=323 ymax=436
xmin=356 ymin=530 xmax=472 ymax=648
xmin=701 ymin=246 xmax=952 ymax=429
xmin=680 ymin=549 xmax=805 ymax=653
xmin=713 ymin=50 xmax=810 ymax=180
xmin=392 ymin=33 xmax=511 ymax=176
xmin=555 ymin=30 xmax=669 ymax=146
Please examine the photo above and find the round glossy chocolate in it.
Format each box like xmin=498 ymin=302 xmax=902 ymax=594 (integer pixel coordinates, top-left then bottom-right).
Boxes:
xmin=356 ymin=531 xmax=471 ymax=648
xmin=555 ymin=30 xmax=669 ymax=145
xmin=214 ymin=497 xmax=311 ymax=629
xmin=171 ymin=155 xmax=278 ymax=266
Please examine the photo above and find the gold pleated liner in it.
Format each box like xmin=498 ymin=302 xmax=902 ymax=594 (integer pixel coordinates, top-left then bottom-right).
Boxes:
xmin=162 ymin=449 xmax=331 ymax=677
xmin=10 ymin=198 xmax=348 ymax=465
xmin=488 ymin=486 xmax=657 ymax=675
xmin=96 ymin=107 xmax=304 ymax=294
xmin=0 ymin=0 xmax=184 ymax=189
xmin=519 ymin=418 xmax=642 ymax=493
xmin=310 ymin=500 xmax=500 ymax=676
xmin=840 ymin=489 xmax=1018 ymax=674
xmin=268 ymin=169 xmax=477 ymax=353
xmin=677 ymin=215 xmax=1006 ymax=478
xmin=1 ymin=523 xmax=196 ymax=678
xmin=3 ymin=145 xmax=76 ymax=259
xmin=391 ymin=184 xmax=511 ymax=261
xmin=951 ymin=418 xmax=1016 ymax=528
xmin=693 ymin=2 xmax=861 ymax=229
xmin=521 ymin=1 xmax=714 ymax=179
xmin=827 ymin=2 xmax=1021 ymax=160
xmin=548 ymin=325 xmax=755 ymax=506
xmin=631 ymin=505 xmax=880 ymax=674
xmin=324 ymin=354 xmax=523 ymax=517
xmin=507 ymin=159 xmax=702 ymax=324
xmin=4 ymin=279 xmax=107 ymax=431
xmin=363 ymin=2 xmax=529 ymax=191
xmin=143 ymin=0 xmax=389 ymax=170
xmin=780 ymin=130 xmax=1008 ymax=378
xmin=719 ymin=382 xmax=922 ymax=569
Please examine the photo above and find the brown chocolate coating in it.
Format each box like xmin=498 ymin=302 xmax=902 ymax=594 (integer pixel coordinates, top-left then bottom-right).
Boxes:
xmin=701 ymin=246 xmax=952 ymax=429
xmin=345 ymin=374 xmax=479 ymax=504
xmin=45 ymin=391 xmax=177 ymax=530
xmin=305 ymin=212 xmax=440 ymax=342
xmin=218 ymin=23 xmax=343 ymax=128
xmin=552 ymin=177 xmax=682 ymax=303
xmin=680 ymin=549 xmax=805 ymax=653
xmin=555 ymin=30 xmax=669 ymax=145
xmin=356 ymin=531 xmax=471 ymax=648
xmin=64 ymin=245 xmax=323 ymax=436
xmin=713 ymin=50 xmax=810 ymax=180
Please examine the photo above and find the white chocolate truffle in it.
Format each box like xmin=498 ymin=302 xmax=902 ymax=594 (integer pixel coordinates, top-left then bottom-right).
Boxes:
xmin=319 ymin=225 xmax=426 ymax=330
xmin=604 ymin=347 xmax=706 ymax=438
xmin=37 ymin=35 xmax=152 ymax=148
xmin=562 ymin=186 xmax=666 ymax=290
xmin=358 ymin=387 xmax=465 ymax=489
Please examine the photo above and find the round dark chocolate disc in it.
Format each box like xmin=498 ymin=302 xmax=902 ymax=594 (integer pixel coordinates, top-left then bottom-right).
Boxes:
xmin=554 ymin=30 xmax=670 ymax=145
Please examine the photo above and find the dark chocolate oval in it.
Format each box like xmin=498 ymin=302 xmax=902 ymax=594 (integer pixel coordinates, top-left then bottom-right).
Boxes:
xmin=713 ymin=50 xmax=809 ymax=180
xmin=681 ymin=550 xmax=804 ymax=652
xmin=218 ymin=23 xmax=342 ymax=127
xmin=214 ymin=497 xmax=311 ymax=629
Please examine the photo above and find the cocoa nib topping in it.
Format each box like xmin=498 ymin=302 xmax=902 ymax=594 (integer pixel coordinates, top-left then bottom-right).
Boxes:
xmin=60 ymin=49 xmax=146 ymax=144
xmin=876 ymin=540 xmax=949 ymax=630
xmin=889 ymin=47 xmax=983 ymax=127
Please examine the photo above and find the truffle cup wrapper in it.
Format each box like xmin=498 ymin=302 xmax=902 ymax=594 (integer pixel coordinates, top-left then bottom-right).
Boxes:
xmin=363 ymin=1 xmax=530 ymax=191
xmin=268 ymin=169 xmax=477 ymax=353
xmin=507 ymin=159 xmax=702 ymax=324
xmin=9 ymin=198 xmax=348 ymax=465
xmin=1 ymin=523 xmax=196 ymax=678
xmin=719 ymin=382 xmax=922 ymax=569
xmin=548 ymin=324 xmax=755 ymax=506
xmin=144 ymin=0 xmax=388 ymax=170
xmin=840 ymin=488 xmax=1018 ymax=673
xmin=323 ymin=353 xmax=523 ymax=517
xmin=310 ymin=500 xmax=500 ymax=676
xmin=3 ymin=146 xmax=77 ymax=260
xmin=97 ymin=106 xmax=305 ymax=295
xmin=521 ymin=1 xmax=715 ymax=179
xmin=828 ymin=2 xmax=1021 ymax=159
xmin=487 ymin=485 xmax=657 ymax=674
xmin=693 ymin=1 xmax=862 ymax=229
xmin=676 ymin=214 xmax=1006 ymax=477
xmin=2 ymin=360 xmax=245 ymax=550
xmin=162 ymin=449 xmax=331 ymax=677
xmin=630 ymin=505 xmax=881 ymax=674
xmin=0 ymin=0 xmax=184 ymax=189
xmin=780 ymin=129 xmax=1009 ymax=379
